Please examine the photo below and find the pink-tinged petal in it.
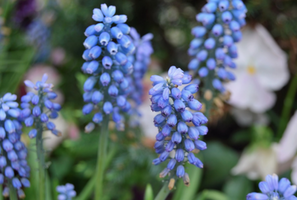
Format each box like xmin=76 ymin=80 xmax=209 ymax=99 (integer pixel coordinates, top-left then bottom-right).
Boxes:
xmin=275 ymin=111 xmax=297 ymax=163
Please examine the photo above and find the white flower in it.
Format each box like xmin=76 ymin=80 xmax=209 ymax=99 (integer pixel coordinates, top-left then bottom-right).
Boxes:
xmin=231 ymin=146 xmax=277 ymax=180
xmin=225 ymin=24 xmax=289 ymax=113
xmin=138 ymin=99 xmax=157 ymax=140
xmin=233 ymin=112 xmax=297 ymax=182
xmin=273 ymin=111 xmax=297 ymax=184
xmin=275 ymin=111 xmax=297 ymax=164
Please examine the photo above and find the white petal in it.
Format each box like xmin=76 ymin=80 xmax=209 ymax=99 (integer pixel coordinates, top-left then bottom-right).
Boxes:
xmin=139 ymin=100 xmax=158 ymax=140
xmin=275 ymin=111 xmax=297 ymax=163
xmin=231 ymin=149 xmax=258 ymax=176
xmin=256 ymin=148 xmax=277 ymax=180
xmin=291 ymin=157 xmax=297 ymax=185
xmin=225 ymin=73 xmax=276 ymax=113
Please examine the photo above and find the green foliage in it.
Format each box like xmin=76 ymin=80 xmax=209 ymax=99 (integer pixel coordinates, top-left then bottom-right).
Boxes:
xmin=144 ymin=184 xmax=154 ymax=200
xmin=202 ymin=141 xmax=238 ymax=186
xmin=196 ymin=190 xmax=229 ymax=200
xmin=223 ymin=176 xmax=253 ymax=200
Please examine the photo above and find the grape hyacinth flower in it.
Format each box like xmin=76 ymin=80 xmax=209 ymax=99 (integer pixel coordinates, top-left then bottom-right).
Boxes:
xmin=82 ymin=4 xmax=135 ymax=199
xmin=21 ymin=73 xmax=61 ymax=138
xmin=246 ymin=174 xmax=297 ymax=200
xmin=128 ymin=27 xmax=153 ymax=106
xmin=0 ymin=93 xmax=30 ymax=198
xmin=82 ymin=3 xmax=135 ymax=131
xmin=57 ymin=183 xmax=76 ymax=200
xmin=20 ymin=73 xmax=61 ymax=200
xmin=150 ymin=66 xmax=208 ymax=187
xmin=26 ymin=19 xmax=51 ymax=61
xmin=126 ymin=28 xmax=153 ymax=126
xmin=188 ymin=0 xmax=247 ymax=93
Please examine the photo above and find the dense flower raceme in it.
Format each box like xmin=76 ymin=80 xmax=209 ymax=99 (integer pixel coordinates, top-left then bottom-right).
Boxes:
xmin=0 ymin=93 xmax=30 ymax=198
xmin=188 ymin=0 xmax=247 ymax=93
xmin=150 ymin=66 xmax=208 ymax=184
xmin=26 ymin=19 xmax=51 ymax=61
xmin=126 ymin=28 xmax=154 ymax=126
xmin=128 ymin=27 xmax=153 ymax=106
xmin=82 ymin=4 xmax=136 ymax=130
xmin=57 ymin=183 xmax=76 ymax=200
xmin=246 ymin=174 xmax=297 ymax=200
xmin=20 ymin=74 xmax=62 ymax=138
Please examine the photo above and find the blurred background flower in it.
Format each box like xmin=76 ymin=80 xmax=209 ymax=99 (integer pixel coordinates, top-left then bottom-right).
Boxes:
xmin=225 ymin=24 xmax=289 ymax=114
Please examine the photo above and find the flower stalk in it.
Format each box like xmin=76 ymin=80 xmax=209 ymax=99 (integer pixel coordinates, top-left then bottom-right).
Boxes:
xmin=8 ymin=181 xmax=17 ymax=200
xmin=36 ymin=120 xmax=45 ymax=200
xmin=94 ymin=115 xmax=109 ymax=200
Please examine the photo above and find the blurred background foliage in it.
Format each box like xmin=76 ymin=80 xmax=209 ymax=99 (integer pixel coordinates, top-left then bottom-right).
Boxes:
xmin=1 ymin=0 xmax=297 ymax=199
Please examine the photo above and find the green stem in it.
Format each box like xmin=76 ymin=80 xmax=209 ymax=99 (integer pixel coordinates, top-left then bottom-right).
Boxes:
xmin=8 ymin=182 xmax=18 ymax=200
xmin=75 ymin=146 xmax=117 ymax=200
xmin=0 ymin=187 xmax=2 ymax=200
xmin=277 ymin=74 xmax=297 ymax=139
xmin=94 ymin=115 xmax=109 ymax=200
xmin=154 ymin=183 xmax=170 ymax=200
xmin=36 ymin=121 xmax=46 ymax=200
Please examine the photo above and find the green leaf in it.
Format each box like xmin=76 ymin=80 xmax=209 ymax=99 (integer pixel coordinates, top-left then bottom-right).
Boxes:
xmin=202 ymin=141 xmax=238 ymax=186
xmin=144 ymin=184 xmax=154 ymax=200
xmin=196 ymin=190 xmax=229 ymax=200
xmin=223 ymin=176 xmax=253 ymax=200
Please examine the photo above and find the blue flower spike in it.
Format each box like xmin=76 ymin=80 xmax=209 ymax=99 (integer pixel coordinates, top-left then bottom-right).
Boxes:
xmin=0 ymin=93 xmax=31 ymax=198
xmin=246 ymin=174 xmax=297 ymax=200
xmin=150 ymin=66 xmax=208 ymax=188
xmin=82 ymin=3 xmax=137 ymax=131
xmin=21 ymin=73 xmax=62 ymax=137
xmin=124 ymin=27 xmax=154 ymax=126
xmin=188 ymin=0 xmax=247 ymax=93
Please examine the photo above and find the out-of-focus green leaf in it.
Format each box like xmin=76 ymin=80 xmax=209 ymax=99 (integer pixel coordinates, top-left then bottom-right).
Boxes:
xmin=196 ymin=190 xmax=229 ymax=200
xmin=50 ymin=155 xmax=74 ymax=179
xmin=223 ymin=176 xmax=253 ymax=200
xmin=203 ymin=141 xmax=238 ymax=186
xmin=0 ymin=48 xmax=35 ymax=94
xmin=144 ymin=184 xmax=154 ymax=200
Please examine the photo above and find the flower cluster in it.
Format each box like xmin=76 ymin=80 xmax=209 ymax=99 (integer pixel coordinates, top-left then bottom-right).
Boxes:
xmin=246 ymin=174 xmax=297 ymax=200
xmin=57 ymin=183 xmax=76 ymax=200
xmin=82 ymin=4 xmax=135 ymax=130
xmin=150 ymin=66 xmax=208 ymax=184
xmin=26 ymin=19 xmax=50 ymax=61
xmin=0 ymin=93 xmax=30 ymax=198
xmin=20 ymin=74 xmax=62 ymax=138
xmin=188 ymin=0 xmax=247 ymax=93
xmin=128 ymin=27 xmax=153 ymax=106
